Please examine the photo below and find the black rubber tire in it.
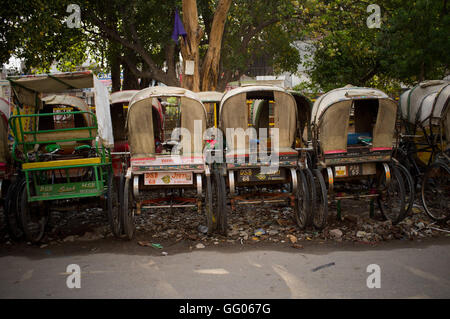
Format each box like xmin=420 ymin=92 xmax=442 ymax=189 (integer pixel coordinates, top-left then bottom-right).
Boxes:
xmin=4 ymin=178 xmax=24 ymax=241
xmin=312 ymin=169 xmax=328 ymax=229
xmin=18 ymin=183 xmax=49 ymax=243
xmin=303 ymin=168 xmax=316 ymax=227
xmin=215 ymin=170 xmax=228 ymax=236
xmin=393 ymin=162 xmax=415 ymax=216
xmin=294 ymin=169 xmax=310 ymax=229
xmin=121 ymin=177 xmax=135 ymax=240
xmin=377 ymin=165 xmax=406 ymax=224
xmin=118 ymin=174 xmax=125 ymax=235
xmin=421 ymin=161 xmax=450 ymax=221
xmin=107 ymin=173 xmax=121 ymax=238
xmin=204 ymin=173 xmax=216 ymax=234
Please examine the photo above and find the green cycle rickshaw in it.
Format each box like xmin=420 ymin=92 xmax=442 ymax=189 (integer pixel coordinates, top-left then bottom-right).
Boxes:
xmin=6 ymin=71 xmax=118 ymax=243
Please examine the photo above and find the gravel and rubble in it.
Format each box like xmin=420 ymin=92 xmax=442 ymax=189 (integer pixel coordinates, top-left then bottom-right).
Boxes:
xmin=0 ymin=199 xmax=449 ymax=247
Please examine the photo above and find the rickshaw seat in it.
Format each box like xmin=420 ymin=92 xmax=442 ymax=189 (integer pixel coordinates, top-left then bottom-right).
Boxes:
xmin=22 ymin=157 xmax=102 ymax=170
xmin=24 ymin=128 xmax=94 ymax=143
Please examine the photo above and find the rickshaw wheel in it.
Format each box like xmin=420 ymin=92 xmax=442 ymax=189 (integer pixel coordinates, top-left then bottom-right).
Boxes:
xmin=377 ymin=165 xmax=406 ymax=224
xmin=4 ymin=178 xmax=24 ymax=241
xmin=312 ymin=169 xmax=328 ymax=229
xmin=121 ymin=177 xmax=135 ymax=240
xmin=204 ymin=174 xmax=216 ymax=233
xmin=303 ymin=168 xmax=316 ymax=226
xmin=421 ymin=161 xmax=450 ymax=221
xmin=215 ymin=170 xmax=228 ymax=236
xmin=118 ymin=174 xmax=125 ymax=235
xmin=106 ymin=173 xmax=121 ymax=238
xmin=294 ymin=169 xmax=310 ymax=229
xmin=393 ymin=162 xmax=415 ymax=216
xmin=18 ymin=183 xmax=49 ymax=243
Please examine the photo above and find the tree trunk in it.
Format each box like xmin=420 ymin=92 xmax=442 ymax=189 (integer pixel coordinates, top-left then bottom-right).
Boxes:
xmin=180 ymin=0 xmax=204 ymax=92
xmin=419 ymin=61 xmax=425 ymax=82
xmin=122 ymin=52 xmax=140 ymax=90
xmin=110 ymin=53 xmax=121 ymax=92
xmin=200 ymin=0 xmax=232 ymax=91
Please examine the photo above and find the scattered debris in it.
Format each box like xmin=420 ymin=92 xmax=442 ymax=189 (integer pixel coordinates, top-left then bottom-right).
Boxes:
xmin=287 ymin=234 xmax=297 ymax=244
xmin=428 ymin=226 xmax=450 ymax=233
xmin=1 ymin=197 xmax=448 ymax=247
xmin=195 ymin=243 xmax=205 ymax=249
xmin=63 ymin=235 xmax=75 ymax=242
xmin=356 ymin=231 xmax=367 ymax=238
xmin=329 ymin=229 xmax=343 ymax=239
xmin=312 ymin=262 xmax=336 ymax=272
xmin=197 ymin=225 xmax=208 ymax=234
xmin=254 ymin=228 xmax=266 ymax=236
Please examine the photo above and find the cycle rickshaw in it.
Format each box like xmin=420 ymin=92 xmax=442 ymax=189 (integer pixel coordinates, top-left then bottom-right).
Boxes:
xmin=397 ymin=80 xmax=449 ymax=221
xmin=0 ymin=97 xmax=20 ymax=238
xmin=120 ymin=86 xmax=218 ymax=239
xmin=310 ymin=86 xmax=407 ymax=228
xmin=6 ymin=71 xmax=117 ymax=243
xmin=110 ymin=90 xmax=140 ymax=177
xmin=0 ymin=97 xmax=11 ymax=198
xmin=218 ymin=85 xmax=311 ymax=233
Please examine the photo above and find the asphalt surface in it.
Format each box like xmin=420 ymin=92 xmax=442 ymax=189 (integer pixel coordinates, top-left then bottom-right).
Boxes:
xmin=0 ymin=238 xmax=449 ymax=298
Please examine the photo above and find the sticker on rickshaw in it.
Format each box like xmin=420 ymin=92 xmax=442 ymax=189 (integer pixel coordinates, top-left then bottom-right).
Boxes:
xmin=237 ymin=168 xmax=284 ymax=182
xmin=144 ymin=172 xmax=193 ymax=185
xmin=334 ymin=166 xmax=348 ymax=177
xmin=132 ymin=156 xmax=204 ymax=166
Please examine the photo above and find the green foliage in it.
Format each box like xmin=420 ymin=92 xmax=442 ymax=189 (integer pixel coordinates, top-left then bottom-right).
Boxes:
xmin=1 ymin=0 xmax=88 ymax=72
xmin=220 ymin=0 xmax=308 ymax=76
xmin=305 ymin=0 xmax=449 ymax=92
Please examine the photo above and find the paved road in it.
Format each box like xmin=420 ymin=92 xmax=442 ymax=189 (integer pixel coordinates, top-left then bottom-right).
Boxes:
xmin=0 ymin=239 xmax=449 ymax=298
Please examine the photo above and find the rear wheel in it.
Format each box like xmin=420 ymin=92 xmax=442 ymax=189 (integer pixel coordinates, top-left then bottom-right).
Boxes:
xmin=421 ymin=161 xmax=450 ymax=221
xmin=215 ymin=170 xmax=228 ymax=236
xmin=121 ymin=177 xmax=135 ymax=240
xmin=204 ymin=173 xmax=216 ymax=233
xmin=393 ymin=162 xmax=415 ymax=216
xmin=4 ymin=178 xmax=24 ymax=241
xmin=118 ymin=174 xmax=125 ymax=235
xmin=294 ymin=169 xmax=310 ymax=229
xmin=378 ymin=165 xmax=406 ymax=224
xmin=312 ymin=169 xmax=328 ymax=229
xmin=303 ymin=168 xmax=316 ymax=227
xmin=107 ymin=173 xmax=121 ymax=238
xmin=19 ymin=183 xmax=49 ymax=243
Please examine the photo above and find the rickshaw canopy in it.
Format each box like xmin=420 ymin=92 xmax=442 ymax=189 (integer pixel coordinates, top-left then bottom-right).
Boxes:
xmin=197 ymin=91 xmax=224 ymax=103
xmin=41 ymin=94 xmax=93 ymax=128
xmin=127 ymin=86 xmax=207 ymax=158
xmin=110 ymin=90 xmax=140 ymax=105
xmin=0 ymin=97 xmax=10 ymax=121
xmin=399 ymin=80 xmax=450 ymax=129
xmin=219 ymin=85 xmax=297 ymax=151
xmin=8 ymin=71 xmax=113 ymax=147
xmin=311 ymin=86 xmax=397 ymax=154
xmin=0 ymin=98 xmax=10 ymax=163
